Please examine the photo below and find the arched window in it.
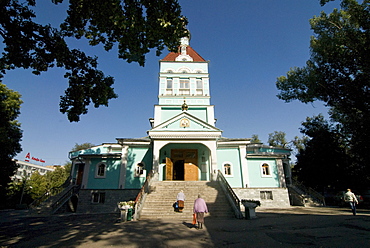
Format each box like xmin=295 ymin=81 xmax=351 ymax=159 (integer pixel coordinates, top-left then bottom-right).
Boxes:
xmin=223 ymin=162 xmax=232 ymax=176
xmin=95 ymin=163 xmax=106 ymax=178
xmin=135 ymin=162 xmax=145 ymax=177
xmin=261 ymin=163 xmax=271 ymax=177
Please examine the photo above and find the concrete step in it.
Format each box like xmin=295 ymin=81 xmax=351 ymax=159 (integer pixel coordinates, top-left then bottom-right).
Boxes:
xmin=139 ymin=181 xmax=235 ymax=220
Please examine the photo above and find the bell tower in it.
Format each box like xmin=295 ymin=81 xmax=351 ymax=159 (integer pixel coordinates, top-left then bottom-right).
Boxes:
xmin=152 ymin=36 xmax=216 ymax=127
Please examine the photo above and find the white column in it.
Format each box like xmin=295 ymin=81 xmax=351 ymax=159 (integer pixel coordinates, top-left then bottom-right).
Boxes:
xmin=207 ymin=141 xmax=218 ymax=180
xmin=81 ymin=159 xmax=90 ymax=189
xmin=119 ymin=146 xmax=128 ymax=189
xmin=239 ymin=145 xmax=249 ymax=188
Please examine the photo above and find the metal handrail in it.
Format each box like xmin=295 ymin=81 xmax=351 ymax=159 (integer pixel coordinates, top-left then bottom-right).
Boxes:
xmin=308 ymin=188 xmax=326 ymax=206
xmin=50 ymin=184 xmax=80 ymax=214
xmin=216 ymin=170 xmax=243 ymax=219
xmin=291 ymin=179 xmax=326 ymax=206
xmin=28 ymin=185 xmax=65 ymax=209
xmin=133 ymin=171 xmax=154 ymax=220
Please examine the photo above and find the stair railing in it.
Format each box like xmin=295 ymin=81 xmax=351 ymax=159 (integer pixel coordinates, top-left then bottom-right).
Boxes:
xmin=287 ymin=186 xmax=306 ymax=206
xmin=216 ymin=170 xmax=243 ymax=219
xmin=308 ymin=187 xmax=326 ymax=206
xmin=50 ymin=184 xmax=80 ymax=214
xmin=29 ymin=176 xmax=73 ymax=209
xmin=133 ymin=170 xmax=154 ymax=220
xmin=290 ymin=179 xmax=326 ymax=206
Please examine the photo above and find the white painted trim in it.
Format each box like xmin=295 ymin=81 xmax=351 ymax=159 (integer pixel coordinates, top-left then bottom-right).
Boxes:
xmin=119 ymin=146 xmax=128 ymax=189
xmin=81 ymin=159 xmax=90 ymax=189
xmin=222 ymin=161 xmax=233 ymax=177
xmin=134 ymin=161 xmax=146 ymax=178
xmin=239 ymin=145 xmax=249 ymax=188
xmin=95 ymin=162 xmax=107 ymax=178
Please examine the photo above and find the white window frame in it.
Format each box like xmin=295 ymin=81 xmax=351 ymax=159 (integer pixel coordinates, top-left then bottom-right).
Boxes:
xmin=196 ymin=78 xmax=203 ymax=95
xmin=179 ymin=79 xmax=190 ymax=89
xmin=135 ymin=162 xmax=146 ymax=177
xmin=260 ymin=191 xmax=273 ymax=200
xmin=95 ymin=163 xmax=106 ymax=178
xmin=91 ymin=192 xmax=106 ymax=204
xmin=261 ymin=163 xmax=272 ymax=177
xmin=166 ymin=78 xmax=173 ymax=89
xmin=222 ymin=162 xmax=233 ymax=177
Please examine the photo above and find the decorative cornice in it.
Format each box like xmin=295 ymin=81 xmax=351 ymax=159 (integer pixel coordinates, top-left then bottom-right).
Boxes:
xmin=148 ymin=131 xmax=222 ymax=139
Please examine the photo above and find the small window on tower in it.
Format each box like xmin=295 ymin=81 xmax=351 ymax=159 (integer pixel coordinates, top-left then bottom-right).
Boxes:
xmin=196 ymin=79 xmax=203 ymax=95
xmin=166 ymin=79 xmax=173 ymax=89
xmin=179 ymin=79 xmax=190 ymax=88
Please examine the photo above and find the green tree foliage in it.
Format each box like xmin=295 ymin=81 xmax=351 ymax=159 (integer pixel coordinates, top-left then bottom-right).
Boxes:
xmin=6 ymin=163 xmax=71 ymax=208
xmin=294 ymin=115 xmax=350 ymax=191
xmin=71 ymin=142 xmax=95 ymax=152
xmin=28 ymin=171 xmax=48 ymax=199
xmin=276 ymin=0 xmax=370 ymax=184
xmin=289 ymin=135 xmax=309 ymax=156
xmin=44 ymin=166 xmax=69 ymax=191
xmin=0 ymin=83 xmax=22 ymax=205
xmin=250 ymin=134 xmax=262 ymax=144
xmin=0 ymin=0 xmax=188 ymax=122
xmin=268 ymin=131 xmax=288 ymax=148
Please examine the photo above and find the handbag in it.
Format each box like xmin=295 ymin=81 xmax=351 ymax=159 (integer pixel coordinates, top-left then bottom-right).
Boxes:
xmin=192 ymin=213 xmax=196 ymax=225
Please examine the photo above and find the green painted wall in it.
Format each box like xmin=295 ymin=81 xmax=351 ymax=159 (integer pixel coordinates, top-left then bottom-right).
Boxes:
xmin=247 ymin=158 xmax=280 ymax=187
xmin=125 ymin=147 xmax=153 ymax=189
xmin=217 ymin=148 xmax=243 ymax=187
xmin=160 ymin=107 xmax=208 ymax=123
xmin=87 ymin=158 xmax=121 ymax=189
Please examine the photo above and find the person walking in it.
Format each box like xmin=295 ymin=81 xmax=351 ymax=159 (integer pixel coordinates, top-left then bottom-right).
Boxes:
xmin=176 ymin=190 xmax=185 ymax=212
xmin=193 ymin=194 xmax=208 ymax=229
xmin=344 ymin=189 xmax=358 ymax=215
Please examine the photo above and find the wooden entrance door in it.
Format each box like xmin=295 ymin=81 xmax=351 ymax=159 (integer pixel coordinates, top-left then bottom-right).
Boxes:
xmin=171 ymin=149 xmax=198 ymax=181
xmin=165 ymin=157 xmax=173 ymax=181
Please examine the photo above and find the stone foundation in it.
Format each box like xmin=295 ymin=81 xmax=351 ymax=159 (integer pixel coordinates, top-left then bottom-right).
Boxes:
xmin=233 ymin=188 xmax=291 ymax=209
xmin=76 ymin=189 xmax=140 ymax=214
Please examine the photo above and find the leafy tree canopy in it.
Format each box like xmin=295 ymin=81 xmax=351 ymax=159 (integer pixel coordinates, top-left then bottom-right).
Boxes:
xmin=250 ymin=134 xmax=262 ymax=144
xmin=276 ymin=0 xmax=370 ymax=172
xmin=0 ymin=0 xmax=188 ymax=122
xmin=0 ymin=83 xmax=22 ymax=200
xmin=268 ymin=131 xmax=288 ymax=148
xmin=294 ymin=115 xmax=350 ymax=190
xmin=71 ymin=142 xmax=95 ymax=152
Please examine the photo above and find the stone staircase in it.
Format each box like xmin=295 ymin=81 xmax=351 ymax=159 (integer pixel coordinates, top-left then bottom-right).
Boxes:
xmin=138 ymin=181 xmax=235 ymax=220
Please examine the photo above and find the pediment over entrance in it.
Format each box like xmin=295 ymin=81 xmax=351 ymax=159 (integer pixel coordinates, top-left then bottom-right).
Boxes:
xmin=149 ymin=112 xmax=221 ymax=132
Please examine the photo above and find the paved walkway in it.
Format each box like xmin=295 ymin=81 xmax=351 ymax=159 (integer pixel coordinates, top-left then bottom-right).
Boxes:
xmin=1 ymin=207 xmax=370 ymax=247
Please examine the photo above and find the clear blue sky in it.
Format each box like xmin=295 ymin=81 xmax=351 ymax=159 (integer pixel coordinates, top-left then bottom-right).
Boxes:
xmin=5 ymin=1 xmax=339 ymax=165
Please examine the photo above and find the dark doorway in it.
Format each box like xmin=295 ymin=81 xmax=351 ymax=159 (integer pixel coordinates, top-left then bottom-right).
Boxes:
xmin=76 ymin=164 xmax=85 ymax=185
xmin=173 ymin=160 xmax=184 ymax=180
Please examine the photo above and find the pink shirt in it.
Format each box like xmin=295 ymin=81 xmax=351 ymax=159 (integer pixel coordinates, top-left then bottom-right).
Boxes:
xmin=193 ymin=198 xmax=208 ymax=213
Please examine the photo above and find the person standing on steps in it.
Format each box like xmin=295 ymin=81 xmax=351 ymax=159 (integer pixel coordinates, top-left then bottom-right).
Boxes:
xmin=193 ymin=194 xmax=208 ymax=229
xmin=177 ymin=190 xmax=185 ymax=212
xmin=344 ymin=188 xmax=358 ymax=216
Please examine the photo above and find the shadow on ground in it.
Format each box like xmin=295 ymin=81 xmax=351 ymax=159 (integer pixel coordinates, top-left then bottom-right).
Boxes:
xmin=1 ymin=207 xmax=370 ymax=247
